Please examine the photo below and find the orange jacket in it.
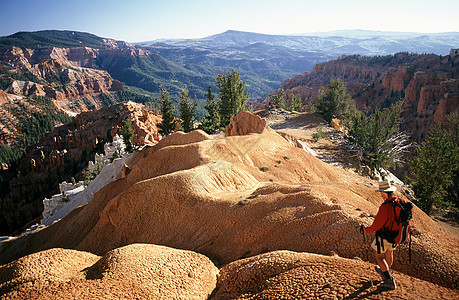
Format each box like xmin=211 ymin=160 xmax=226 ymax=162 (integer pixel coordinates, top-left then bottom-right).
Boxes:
xmin=365 ymin=197 xmax=402 ymax=234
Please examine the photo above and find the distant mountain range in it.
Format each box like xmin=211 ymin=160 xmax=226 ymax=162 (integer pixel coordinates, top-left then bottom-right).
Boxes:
xmin=0 ymin=30 xmax=457 ymax=236
xmin=135 ymin=30 xmax=459 ymax=97
xmin=138 ymin=30 xmax=459 ymax=56
xmin=1 ymin=30 xmax=457 ymax=99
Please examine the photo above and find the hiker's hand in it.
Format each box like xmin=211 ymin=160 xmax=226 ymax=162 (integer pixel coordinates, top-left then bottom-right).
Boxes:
xmin=360 ymin=224 xmax=365 ymax=234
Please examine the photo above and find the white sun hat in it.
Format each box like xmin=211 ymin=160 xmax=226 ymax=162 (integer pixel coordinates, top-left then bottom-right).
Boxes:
xmin=377 ymin=181 xmax=397 ymax=192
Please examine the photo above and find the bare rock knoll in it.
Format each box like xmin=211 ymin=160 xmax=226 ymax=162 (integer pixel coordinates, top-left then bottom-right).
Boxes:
xmin=0 ymin=112 xmax=457 ymax=291
xmin=2 ymin=247 xmax=457 ymax=299
xmin=0 ymin=243 xmax=218 ymax=299
xmin=214 ymin=251 xmax=457 ymax=300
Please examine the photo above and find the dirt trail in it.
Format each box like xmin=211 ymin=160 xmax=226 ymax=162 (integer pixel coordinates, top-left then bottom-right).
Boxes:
xmin=264 ymin=110 xmax=360 ymax=170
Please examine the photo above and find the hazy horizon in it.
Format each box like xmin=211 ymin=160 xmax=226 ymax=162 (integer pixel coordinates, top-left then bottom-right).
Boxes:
xmin=1 ymin=0 xmax=458 ymax=43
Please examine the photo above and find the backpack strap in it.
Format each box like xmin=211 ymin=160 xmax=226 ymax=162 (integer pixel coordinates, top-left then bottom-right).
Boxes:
xmin=394 ymin=198 xmax=403 ymax=225
xmin=359 ymin=224 xmax=365 ymax=244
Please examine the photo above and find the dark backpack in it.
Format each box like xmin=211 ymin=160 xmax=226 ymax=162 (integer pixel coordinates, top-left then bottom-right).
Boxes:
xmin=384 ymin=198 xmax=413 ymax=244
xmin=376 ymin=198 xmax=413 ymax=261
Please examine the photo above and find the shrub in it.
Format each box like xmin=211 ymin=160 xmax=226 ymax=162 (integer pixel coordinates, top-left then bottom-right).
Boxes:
xmin=344 ymin=102 xmax=410 ymax=177
xmin=408 ymin=114 xmax=459 ymax=214
xmin=83 ymin=160 xmax=108 ymax=186
xmin=312 ymin=125 xmax=323 ymax=142
xmin=317 ymin=79 xmax=355 ymax=122
xmin=289 ymin=94 xmax=302 ymax=112
xmin=121 ymin=118 xmax=135 ymax=152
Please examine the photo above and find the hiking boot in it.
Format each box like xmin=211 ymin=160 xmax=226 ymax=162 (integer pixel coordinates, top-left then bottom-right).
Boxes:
xmin=380 ymin=277 xmax=396 ymax=290
xmin=374 ymin=265 xmax=385 ymax=281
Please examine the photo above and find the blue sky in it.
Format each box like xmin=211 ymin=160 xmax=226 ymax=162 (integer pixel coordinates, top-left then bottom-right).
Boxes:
xmin=1 ymin=0 xmax=458 ymax=42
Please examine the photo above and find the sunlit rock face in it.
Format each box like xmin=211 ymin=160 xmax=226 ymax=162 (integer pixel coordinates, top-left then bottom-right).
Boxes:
xmin=0 ymin=112 xmax=457 ymax=290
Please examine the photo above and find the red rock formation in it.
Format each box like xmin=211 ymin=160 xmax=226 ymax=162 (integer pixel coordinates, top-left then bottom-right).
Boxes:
xmin=433 ymin=79 xmax=459 ymax=124
xmin=382 ymin=66 xmax=412 ymax=91
xmin=0 ymin=102 xmax=161 ymax=236
xmin=225 ymin=111 xmax=268 ymax=136
xmin=116 ymin=102 xmax=162 ymax=146
xmin=0 ymin=44 xmax=148 ymax=69
xmin=402 ymin=71 xmax=458 ymax=141
xmin=0 ymin=46 xmax=34 ymax=68
xmin=0 ymin=46 xmax=124 ymax=112
xmin=1 ymin=112 xmax=457 ymax=289
xmin=313 ymin=56 xmax=380 ymax=83
xmin=277 ymin=51 xmax=458 ymax=145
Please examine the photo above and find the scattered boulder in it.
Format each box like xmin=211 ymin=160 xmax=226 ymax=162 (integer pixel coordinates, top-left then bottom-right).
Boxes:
xmin=225 ymin=111 xmax=268 ymax=136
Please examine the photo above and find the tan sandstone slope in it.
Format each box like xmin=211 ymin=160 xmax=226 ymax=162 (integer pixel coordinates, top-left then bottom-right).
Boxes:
xmin=0 ymin=244 xmax=218 ymax=299
xmin=1 ymin=246 xmax=457 ymax=300
xmin=0 ymin=111 xmax=458 ymax=297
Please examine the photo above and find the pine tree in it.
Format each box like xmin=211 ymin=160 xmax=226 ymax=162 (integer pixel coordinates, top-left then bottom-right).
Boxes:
xmin=178 ymin=88 xmax=195 ymax=133
xmin=317 ymin=78 xmax=355 ymax=122
xmin=408 ymin=114 xmax=459 ymax=214
xmin=215 ymin=70 xmax=250 ymax=127
xmin=345 ymin=102 xmax=410 ymax=177
xmin=200 ymin=86 xmax=220 ymax=134
xmin=158 ymin=83 xmax=176 ymax=136
xmin=271 ymin=88 xmax=286 ymax=109
xmin=0 ymin=144 xmax=22 ymax=165
xmin=121 ymin=118 xmax=135 ymax=152
xmin=289 ymin=94 xmax=302 ymax=112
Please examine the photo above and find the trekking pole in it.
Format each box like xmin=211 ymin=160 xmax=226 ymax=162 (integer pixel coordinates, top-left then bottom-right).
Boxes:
xmin=409 ymin=231 xmax=412 ymax=263
xmin=369 ymin=267 xmax=375 ymax=288
xmin=358 ymin=224 xmax=370 ymax=262
xmin=358 ymin=225 xmax=375 ymax=288
xmin=359 ymin=224 xmax=366 ymax=243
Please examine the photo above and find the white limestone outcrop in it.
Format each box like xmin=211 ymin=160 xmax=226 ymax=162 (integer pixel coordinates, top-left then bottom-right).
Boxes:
xmin=41 ymin=135 xmax=131 ymax=226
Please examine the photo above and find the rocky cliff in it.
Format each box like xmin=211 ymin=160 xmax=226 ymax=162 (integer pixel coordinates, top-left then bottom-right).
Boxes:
xmin=0 ymin=45 xmax=128 ymax=150
xmin=0 ymin=102 xmax=161 ymax=235
xmin=0 ymin=45 xmax=125 ymax=112
xmin=1 ymin=112 xmax=457 ymax=292
xmin=0 ymin=38 xmax=167 ymax=236
xmin=279 ymin=51 xmax=459 ymax=143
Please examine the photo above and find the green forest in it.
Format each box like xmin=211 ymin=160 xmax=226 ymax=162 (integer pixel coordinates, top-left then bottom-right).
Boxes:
xmin=0 ymin=30 xmax=110 ymax=49
xmin=0 ymin=96 xmax=71 ymax=165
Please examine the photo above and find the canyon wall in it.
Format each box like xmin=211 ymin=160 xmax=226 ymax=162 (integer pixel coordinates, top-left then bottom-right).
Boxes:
xmin=0 ymin=46 xmax=126 ymax=112
xmin=0 ymin=102 xmax=161 ymax=236
xmin=279 ymin=51 xmax=459 ymax=143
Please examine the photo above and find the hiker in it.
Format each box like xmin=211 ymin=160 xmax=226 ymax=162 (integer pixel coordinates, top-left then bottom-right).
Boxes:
xmin=361 ymin=181 xmax=404 ymax=290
